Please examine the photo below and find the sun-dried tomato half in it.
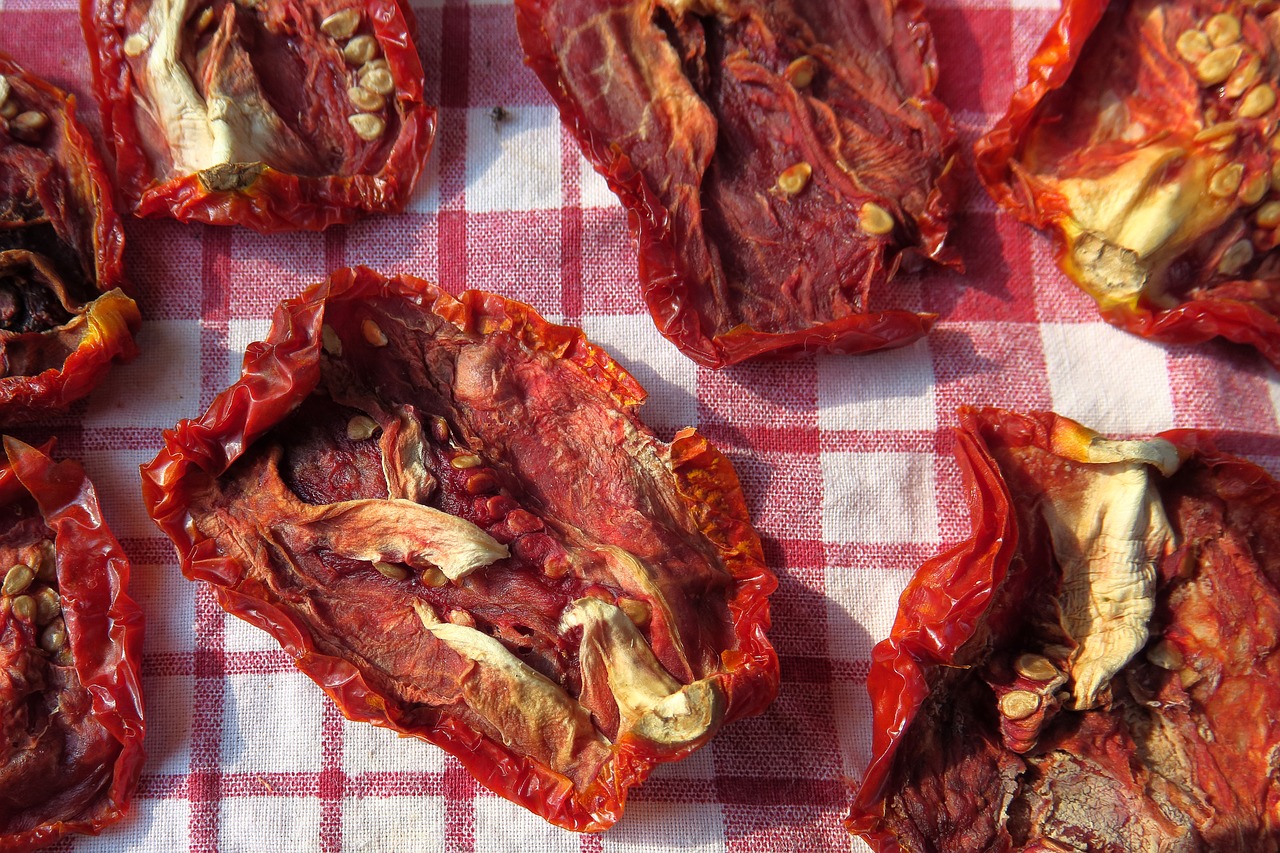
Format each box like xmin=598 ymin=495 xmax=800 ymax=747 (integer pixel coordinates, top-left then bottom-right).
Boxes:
xmin=976 ymin=0 xmax=1280 ymax=365
xmin=0 ymin=54 xmax=141 ymax=424
xmin=141 ymin=266 xmax=778 ymax=830
xmin=81 ymin=0 xmax=436 ymax=232
xmin=515 ymin=0 xmax=959 ymax=368
xmin=0 ymin=438 xmax=146 ymax=851
xmin=849 ymin=407 xmax=1280 ymax=851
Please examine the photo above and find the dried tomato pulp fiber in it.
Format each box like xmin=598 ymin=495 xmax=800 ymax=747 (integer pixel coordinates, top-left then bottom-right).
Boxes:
xmin=142 ymin=267 xmax=778 ymax=831
xmin=516 ymin=0 xmax=958 ymax=367
xmin=849 ymin=408 xmax=1280 ymax=851
xmin=0 ymin=55 xmax=140 ymax=423
xmin=976 ymin=0 xmax=1280 ymax=365
xmin=82 ymin=0 xmax=436 ymax=232
xmin=0 ymin=438 xmax=145 ymax=852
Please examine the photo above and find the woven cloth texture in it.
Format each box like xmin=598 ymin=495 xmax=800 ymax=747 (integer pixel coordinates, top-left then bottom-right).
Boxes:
xmin=4 ymin=0 xmax=1280 ymax=850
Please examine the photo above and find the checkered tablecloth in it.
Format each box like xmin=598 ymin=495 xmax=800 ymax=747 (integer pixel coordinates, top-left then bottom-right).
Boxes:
xmin=5 ymin=0 xmax=1280 ymax=850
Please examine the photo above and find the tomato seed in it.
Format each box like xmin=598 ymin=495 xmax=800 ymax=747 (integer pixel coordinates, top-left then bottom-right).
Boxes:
xmin=321 ymin=9 xmax=361 ymax=40
xmin=451 ymin=454 xmax=482 ymax=469
xmin=343 ymin=35 xmax=379 ymax=66
xmin=1239 ymin=84 xmax=1276 ymax=119
xmin=373 ymin=561 xmax=409 ymax=581
xmin=785 ymin=56 xmax=817 ymax=89
xmin=34 ymin=587 xmax=60 ymax=624
xmin=10 ymin=595 xmax=35 ymax=622
xmin=999 ymin=690 xmax=1041 ymax=720
xmin=1014 ymin=653 xmax=1060 ymax=682
xmin=348 ymin=113 xmax=386 ymax=141
xmin=1145 ymin=639 xmax=1183 ymax=670
xmin=775 ymin=162 xmax=812 ymax=195
xmin=346 ymin=415 xmax=379 ymax=441
xmin=1224 ymin=54 xmax=1261 ymax=98
xmin=361 ymin=318 xmax=388 ymax=347
xmin=1256 ymin=200 xmax=1280 ymax=228
xmin=1218 ymin=239 xmax=1254 ymax=274
xmin=360 ymin=66 xmax=395 ymax=97
xmin=321 ymin=324 xmax=343 ymax=356
xmin=40 ymin=618 xmax=67 ymax=653
xmin=1205 ymin=13 xmax=1241 ymax=47
xmin=859 ymin=201 xmax=896 ymax=236
xmin=1209 ymin=163 xmax=1244 ymax=197
xmin=123 ymin=33 xmax=150 ymax=56
xmin=10 ymin=110 xmax=49 ymax=143
xmin=1241 ymin=172 xmax=1269 ymax=205
xmin=2 ymin=565 xmax=33 ymax=596
xmin=347 ymin=86 xmax=385 ymax=113
xmin=1175 ymin=29 xmax=1212 ymax=64
xmin=1196 ymin=45 xmax=1243 ymax=86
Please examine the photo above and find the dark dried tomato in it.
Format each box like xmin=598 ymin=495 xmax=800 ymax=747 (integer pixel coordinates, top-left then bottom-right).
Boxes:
xmin=0 ymin=54 xmax=140 ymax=423
xmin=849 ymin=407 xmax=1280 ymax=851
xmin=0 ymin=438 xmax=146 ymax=852
xmin=976 ymin=0 xmax=1280 ymax=365
xmin=141 ymin=266 xmax=778 ymax=831
xmin=515 ymin=0 xmax=959 ymax=367
xmin=81 ymin=0 xmax=436 ymax=232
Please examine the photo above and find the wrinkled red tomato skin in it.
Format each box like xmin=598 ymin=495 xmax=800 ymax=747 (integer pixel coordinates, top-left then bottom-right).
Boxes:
xmin=141 ymin=266 xmax=778 ymax=831
xmin=0 ymin=54 xmax=141 ymax=424
xmin=80 ymin=0 xmax=436 ymax=232
xmin=0 ymin=440 xmax=146 ymax=852
xmin=515 ymin=0 xmax=954 ymax=368
xmin=974 ymin=0 xmax=1280 ymax=366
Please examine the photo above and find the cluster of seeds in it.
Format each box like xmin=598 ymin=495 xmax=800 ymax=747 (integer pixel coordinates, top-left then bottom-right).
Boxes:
xmin=3 ymin=540 xmax=68 ymax=663
xmin=1174 ymin=7 xmax=1280 ymax=273
xmin=320 ymin=8 xmax=395 ymax=143
xmin=992 ymin=651 xmax=1070 ymax=754
xmin=0 ymin=75 xmax=51 ymax=144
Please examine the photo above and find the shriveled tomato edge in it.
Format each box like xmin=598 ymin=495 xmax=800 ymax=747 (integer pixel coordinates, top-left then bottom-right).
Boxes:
xmin=845 ymin=407 xmax=1018 ymax=849
xmin=514 ymin=0 xmax=951 ymax=369
xmin=141 ymin=265 xmax=778 ymax=831
xmin=0 ymin=289 xmax=142 ymax=425
xmin=0 ymin=54 xmax=139 ymax=424
xmin=0 ymin=438 xmax=145 ymax=852
xmin=80 ymin=0 xmax=437 ymax=233
xmin=972 ymin=0 xmax=1280 ymax=366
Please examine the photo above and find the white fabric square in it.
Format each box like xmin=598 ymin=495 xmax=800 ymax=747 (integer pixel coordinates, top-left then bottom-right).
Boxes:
xmin=80 ymin=446 xmax=169 ymax=540
xmin=222 ymin=672 xmax=325 ymax=773
xmin=343 ymin=795 xmax=447 ymax=853
xmin=474 ymin=796 xmax=580 ymax=853
xmin=223 ymin=611 xmax=283 ymax=653
xmin=220 ymin=796 xmax=320 ymax=852
xmin=832 ymin=679 xmax=875 ymax=782
xmin=602 ymin=802 xmax=726 ymax=852
xmin=226 ymin=319 xmax=273 ymax=384
xmin=75 ymin=797 xmax=190 ymax=852
xmin=85 ymin=320 xmax=202 ymax=428
xmin=342 ymin=716 xmax=446 ymax=774
xmin=581 ymin=315 xmax=699 ymax=433
xmin=579 ymin=151 xmax=622 ymax=209
xmin=816 ymin=340 xmax=936 ymax=430
xmin=133 ymin=563 xmax=195 ymax=657
xmin=142 ymin=674 xmax=195 ymax=777
xmin=825 ymin=571 xmax=911 ymax=661
xmin=405 ymin=138 xmax=443 ymax=214
xmin=466 ymin=106 xmax=561 ymax=213
xmin=821 ymin=452 xmax=939 ymax=545
xmin=1040 ymin=323 xmax=1174 ymax=433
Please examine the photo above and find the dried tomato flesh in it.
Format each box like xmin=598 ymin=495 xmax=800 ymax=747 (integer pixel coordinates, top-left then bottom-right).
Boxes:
xmin=81 ymin=0 xmax=436 ymax=232
xmin=849 ymin=408 xmax=1280 ymax=851
xmin=0 ymin=54 xmax=140 ymax=423
xmin=0 ymin=438 xmax=145 ymax=852
xmin=976 ymin=0 xmax=1280 ymax=365
xmin=141 ymin=267 xmax=779 ymax=831
xmin=516 ymin=0 xmax=958 ymax=367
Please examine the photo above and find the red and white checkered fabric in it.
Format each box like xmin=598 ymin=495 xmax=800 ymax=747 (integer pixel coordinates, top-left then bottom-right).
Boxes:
xmin=4 ymin=0 xmax=1280 ymax=850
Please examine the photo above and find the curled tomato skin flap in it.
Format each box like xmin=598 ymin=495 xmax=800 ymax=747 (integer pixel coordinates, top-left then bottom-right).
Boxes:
xmin=141 ymin=266 xmax=779 ymax=831
xmin=0 ymin=438 xmax=146 ymax=853
xmin=515 ymin=0 xmax=958 ymax=368
xmin=849 ymin=408 xmax=1280 ymax=851
xmin=0 ymin=54 xmax=141 ymax=424
xmin=81 ymin=0 xmax=437 ymax=232
xmin=976 ymin=0 xmax=1280 ymax=365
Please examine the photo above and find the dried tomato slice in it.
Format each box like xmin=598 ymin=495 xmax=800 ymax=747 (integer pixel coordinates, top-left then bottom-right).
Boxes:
xmin=0 ymin=54 xmax=141 ymax=424
xmin=0 ymin=438 xmax=146 ymax=851
xmin=81 ymin=0 xmax=436 ymax=232
xmin=515 ymin=0 xmax=959 ymax=367
xmin=849 ymin=407 xmax=1280 ymax=851
xmin=976 ymin=0 xmax=1280 ymax=365
xmin=141 ymin=266 xmax=778 ymax=831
